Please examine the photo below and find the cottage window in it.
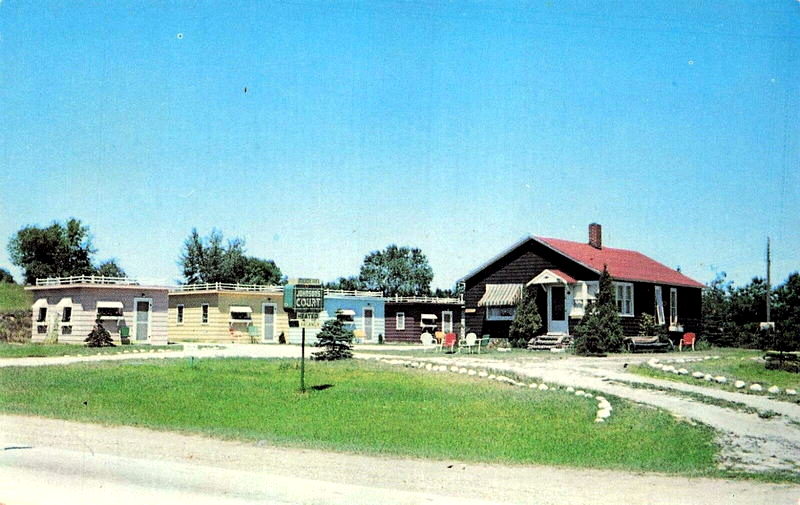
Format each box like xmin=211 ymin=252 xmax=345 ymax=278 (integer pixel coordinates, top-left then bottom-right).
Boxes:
xmin=442 ymin=311 xmax=454 ymax=333
xmin=670 ymin=288 xmax=678 ymax=325
xmin=177 ymin=304 xmax=184 ymax=324
xmin=61 ymin=325 xmax=72 ymax=335
xmin=201 ymin=304 xmax=209 ymax=324
xmin=61 ymin=306 xmax=72 ymax=323
xmin=396 ymin=312 xmax=405 ymax=330
xmin=336 ymin=309 xmax=356 ymax=323
xmin=654 ymin=286 xmax=665 ymax=325
xmin=229 ymin=306 xmax=253 ymax=322
xmin=486 ymin=306 xmax=516 ymax=321
xmin=614 ymin=282 xmax=634 ymax=316
xmin=37 ymin=325 xmax=47 ymax=334
xmin=97 ymin=301 xmax=124 ymax=318
xmin=37 ymin=307 xmax=47 ymax=322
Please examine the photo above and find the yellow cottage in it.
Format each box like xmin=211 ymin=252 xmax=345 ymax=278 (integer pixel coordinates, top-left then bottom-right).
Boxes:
xmin=168 ymin=283 xmax=290 ymax=343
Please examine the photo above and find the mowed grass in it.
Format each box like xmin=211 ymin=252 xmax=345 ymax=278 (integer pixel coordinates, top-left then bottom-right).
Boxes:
xmin=0 ymin=358 xmax=717 ymax=474
xmin=0 ymin=343 xmax=181 ymax=358
xmin=0 ymin=283 xmax=31 ymax=312
xmin=631 ymin=350 xmax=800 ymax=396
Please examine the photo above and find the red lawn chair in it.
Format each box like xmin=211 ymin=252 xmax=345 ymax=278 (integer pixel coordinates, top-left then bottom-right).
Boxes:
xmin=442 ymin=332 xmax=457 ymax=353
xmin=679 ymin=332 xmax=696 ymax=352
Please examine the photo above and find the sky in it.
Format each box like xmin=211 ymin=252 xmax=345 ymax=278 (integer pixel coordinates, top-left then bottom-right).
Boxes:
xmin=1 ymin=0 xmax=798 ymax=289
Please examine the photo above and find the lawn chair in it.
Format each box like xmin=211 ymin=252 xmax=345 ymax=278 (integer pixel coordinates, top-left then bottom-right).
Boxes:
xmin=353 ymin=329 xmax=366 ymax=344
xmin=459 ymin=332 xmax=478 ymax=354
xmin=679 ymin=332 xmax=696 ymax=352
xmin=420 ymin=332 xmax=437 ymax=351
xmin=247 ymin=324 xmax=260 ymax=344
xmin=442 ymin=332 xmax=457 ymax=353
xmin=476 ymin=334 xmax=491 ymax=354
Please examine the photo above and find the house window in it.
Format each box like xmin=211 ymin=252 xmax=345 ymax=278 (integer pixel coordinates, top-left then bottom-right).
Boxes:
xmin=614 ymin=282 xmax=634 ymax=316
xmin=229 ymin=306 xmax=252 ymax=321
xmin=654 ymin=286 xmax=665 ymax=325
xmin=177 ymin=304 xmax=184 ymax=324
xmin=442 ymin=311 xmax=453 ymax=333
xmin=486 ymin=307 xmax=515 ymax=321
xmin=97 ymin=302 xmax=124 ymax=318
xmin=61 ymin=307 xmax=72 ymax=323
xmin=37 ymin=325 xmax=47 ymax=334
xmin=61 ymin=325 xmax=72 ymax=335
xmin=201 ymin=304 xmax=209 ymax=324
xmin=670 ymin=288 xmax=678 ymax=325
xmin=37 ymin=307 xmax=47 ymax=322
xmin=396 ymin=312 xmax=405 ymax=330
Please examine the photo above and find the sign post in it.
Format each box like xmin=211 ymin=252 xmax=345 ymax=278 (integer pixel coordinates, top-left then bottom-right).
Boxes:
xmin=285 ymin=278 xmax=324 ymax=393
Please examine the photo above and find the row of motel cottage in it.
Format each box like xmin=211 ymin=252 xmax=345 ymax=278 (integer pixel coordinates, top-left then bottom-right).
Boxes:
xmin=25 ymin=224 xmax=705 ymax=345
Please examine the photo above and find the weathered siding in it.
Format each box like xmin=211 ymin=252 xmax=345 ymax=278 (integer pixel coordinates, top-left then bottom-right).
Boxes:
xmin=384 ymin=302 xmax=463 ymax=343
xmin=28 ymin=286 xmax=169 ymax=345
xmin=168 ymin=291 xmax=290 ymax=343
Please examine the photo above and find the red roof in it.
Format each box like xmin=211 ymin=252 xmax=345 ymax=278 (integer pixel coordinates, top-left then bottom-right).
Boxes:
xmin=546 ymin=269 xmax=577 ymax=284
xmin=536 ymin=237 xmax=705 ymax=288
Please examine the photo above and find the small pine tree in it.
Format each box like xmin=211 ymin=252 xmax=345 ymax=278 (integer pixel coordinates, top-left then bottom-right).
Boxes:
xmin=508 ymin=285 xmax=542 ymax=348
xmin=574 ymin=266 xmax=623 ymax=355
xmin=638 ymin=313 xmax=667 ymax=340
xmin=85 ymin=320 xmax=115 ymax=347
xmin=312 ymin=319 xmax=353 ymax=361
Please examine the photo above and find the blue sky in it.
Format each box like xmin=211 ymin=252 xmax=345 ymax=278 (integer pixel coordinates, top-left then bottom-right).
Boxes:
xmin=1 ymin=0 xmax=798 ymax=289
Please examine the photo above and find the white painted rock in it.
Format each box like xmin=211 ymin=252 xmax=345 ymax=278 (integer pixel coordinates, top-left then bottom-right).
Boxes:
xmin=458 ymin=368 xmax=468 ymax=374
xmin=749 ymin=384 xmax=763 ymax=392
xmin=676 ymin=358 xmax=686 ymax=364
xmin=478 ymin=371 xmax=488 ymax=377
xmin=767 ymin=386 xmax=781 ymax=394
xmin=678 ymin=368 xmax=689 ymax=375
xmin=714 ymin=376 xmax=727 ymax=384
xmin=538 ymin=384 xmax=549 ymax=391
xmin=703 ymin=356 xmax=711 ymax=360
xmin=450 ymin=366 xmax=459 ymax=372
xmin=595 ymin=418 xmax=605 ymax=423
xmin=575 ymin=390 xmax=585 ymax=397
xmin=550 ymin=348 xmax=565 ymax=353
xmin=734 ymin=380 xmax=746 ymax=389
xmin=692 ymin=371 xmax=705 ymax=379
xmin=488 ymin=375 xmax=496 ymax=380
xmin=566 ymin=386 xmax=575 ymax=392
xmin=585 ymin=393 xmax=593 ymax=398
xmin=786 ymin=389 xmax=797 ymax=396
xmin=595 ymin=396 xmax=606 ymax=402
xmin=425 ymin=364 xmax=433 ymax=370
xmin=529 ymin=383 xmax=538 ymax=389
xmin=468 ymin=370 xmax=477 ymax=376
xmin=597 ymin=408 xmax=611 ymax=419
xmin=704 ymin=374 xmax=713 ymax=381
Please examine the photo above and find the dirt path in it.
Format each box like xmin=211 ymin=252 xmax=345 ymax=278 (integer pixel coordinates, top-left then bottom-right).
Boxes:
xmin=2 ymin=414 xmax=798 ymax=505
xmin=363 ymin=352 xmax=800 ymax=474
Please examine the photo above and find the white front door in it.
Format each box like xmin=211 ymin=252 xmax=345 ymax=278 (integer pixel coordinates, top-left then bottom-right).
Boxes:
xmin=262 ymin=303 xmax=276 ymax=342
xmin=547 ymin=286 xmax=568 ymax=334
xmin=133 ymin=298 xmax=152 ymax=342
xmin=363 ymin=308 xmax=374 ymax=340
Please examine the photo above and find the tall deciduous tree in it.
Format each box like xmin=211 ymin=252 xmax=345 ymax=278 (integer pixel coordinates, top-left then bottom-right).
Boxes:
xmin=574 ymin=266 xmax=623 ymax=355
xmin=178 ymin=228 xmax=283 ymax=285
xmin=358 ymin=245 xmax=433 ymax=296
xmin=0 ymin=268 xmax=15 ymax=284
xmin=325 ymin=276 xmax=365 ymax=291
xmin=94 ymin=259 xmax=126 ymax=277
xmin=508 ymin=285 xmax=542 ymax=348
xmin=8 ymin=219 xmax=103 ymax=283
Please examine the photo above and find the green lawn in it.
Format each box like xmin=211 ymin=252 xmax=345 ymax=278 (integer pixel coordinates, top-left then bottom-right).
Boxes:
xmin=0 ymin=283 xmax=31 ymax=312
xmin=631 ymin=350 xmax=800 ymax=397
xmin=0 ymin=343 xmax=181 ymax=358
xmin=0 ymin=358 xmax=718 ymax=475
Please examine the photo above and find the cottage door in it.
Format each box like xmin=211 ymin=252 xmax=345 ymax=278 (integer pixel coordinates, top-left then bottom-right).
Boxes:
xmin=262 ymin=304 xmax=276 ymax=342
xmin=363 ymin=308 xmax=374 ymax=340
xmin=134 ymin=298 xmax=152 ymax=341
xmin=547 ymin=286 xmax=568 ymax=334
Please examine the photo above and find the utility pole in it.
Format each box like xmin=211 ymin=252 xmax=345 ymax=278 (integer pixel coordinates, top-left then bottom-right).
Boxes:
xmin=766 ymin=237 xmax=771 ymax=323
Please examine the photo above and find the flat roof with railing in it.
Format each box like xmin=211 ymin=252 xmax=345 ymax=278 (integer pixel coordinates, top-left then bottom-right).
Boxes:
xmin=170 ymin=282 xmax=283 ymax=294
xmin=388 ymin=295 xmax=463 ymax=304
xmin=324 ymin=289 xmax=383 ymax=298
xmin=33 ymin=275 xmax=168 ymax=288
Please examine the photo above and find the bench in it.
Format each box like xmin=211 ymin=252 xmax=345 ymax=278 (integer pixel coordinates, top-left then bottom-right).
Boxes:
xmin=623 ymin=336 xmax=674 ymax=353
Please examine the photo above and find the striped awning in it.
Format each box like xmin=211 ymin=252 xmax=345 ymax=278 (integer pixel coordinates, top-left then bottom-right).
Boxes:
xmin=97 ymin=301 xmax=124 ymax=310
xmin=229 ymin=305 xmax=253 ymax=313
xmin=478 ymin=284 xmax=523 ymax=307
xmin=337 ymin=309 xmax=356 ymax=317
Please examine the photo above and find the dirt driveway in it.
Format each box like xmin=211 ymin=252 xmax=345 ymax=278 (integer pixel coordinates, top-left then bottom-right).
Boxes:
xmin=2 ymin=414 xmax=799 ymax=505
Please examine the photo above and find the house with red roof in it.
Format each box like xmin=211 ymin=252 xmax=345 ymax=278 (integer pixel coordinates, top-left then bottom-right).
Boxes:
xmin=459 ymin=223 xmax=704 ymax=340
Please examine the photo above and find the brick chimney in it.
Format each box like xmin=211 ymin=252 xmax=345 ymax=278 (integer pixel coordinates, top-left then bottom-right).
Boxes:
xmin=588 ymin=223 xmax=602 ymax=249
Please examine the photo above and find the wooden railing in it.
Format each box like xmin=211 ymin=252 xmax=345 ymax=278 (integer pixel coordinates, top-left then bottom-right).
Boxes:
xmin=324 ymin=289 xmax=383 ymax=297
xmin=36 ymin=276 xmax=141 ymax=286
xmin=389 ymin=295 xmax=463 ymax=304
xmin=170 ymin=282 xmax=283 ymax=293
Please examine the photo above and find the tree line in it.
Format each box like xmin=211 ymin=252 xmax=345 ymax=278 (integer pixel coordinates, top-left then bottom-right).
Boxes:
xmin=4 ymin=218 xmax=450 ymax=297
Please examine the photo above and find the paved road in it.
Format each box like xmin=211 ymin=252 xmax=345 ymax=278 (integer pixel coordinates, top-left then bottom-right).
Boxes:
xmin=2 ymin=415 xmax=799 ymax=505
